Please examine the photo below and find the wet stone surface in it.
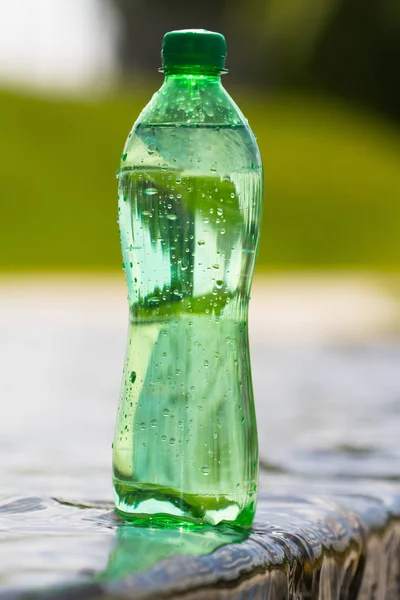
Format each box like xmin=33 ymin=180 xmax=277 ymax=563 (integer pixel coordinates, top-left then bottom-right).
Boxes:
xmin=1 ymin=485 xmax=399 ymax=599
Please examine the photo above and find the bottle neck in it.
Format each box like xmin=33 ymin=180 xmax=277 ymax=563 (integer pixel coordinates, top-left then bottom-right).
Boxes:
xmin=163 ymin=67 xmax=224 ymax=84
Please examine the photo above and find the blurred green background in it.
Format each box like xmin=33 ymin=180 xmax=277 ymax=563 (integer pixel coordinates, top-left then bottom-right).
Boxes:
xmin=1 ymin=0 xmax=400 ymax=272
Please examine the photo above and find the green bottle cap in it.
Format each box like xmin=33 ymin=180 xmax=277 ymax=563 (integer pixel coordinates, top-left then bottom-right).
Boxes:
xmin=161 ymin=29 xmax=227 ymax=72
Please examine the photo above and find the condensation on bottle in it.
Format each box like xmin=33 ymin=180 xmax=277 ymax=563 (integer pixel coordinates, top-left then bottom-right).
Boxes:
xmin=112 ymin=29 xmax=263 ymax=528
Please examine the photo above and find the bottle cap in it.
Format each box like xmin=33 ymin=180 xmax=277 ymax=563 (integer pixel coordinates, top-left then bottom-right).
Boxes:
xmin=161 ymin=29 xmax=227 ymax=72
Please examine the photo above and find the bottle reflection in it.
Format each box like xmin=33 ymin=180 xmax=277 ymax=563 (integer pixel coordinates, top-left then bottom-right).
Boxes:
xmin=99 ymin=520 xmax=248 ymax=582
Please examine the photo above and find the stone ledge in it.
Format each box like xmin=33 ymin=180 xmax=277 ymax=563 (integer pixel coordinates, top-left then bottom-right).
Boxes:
xmin=9 ymin=486 xmax=399 ymax=600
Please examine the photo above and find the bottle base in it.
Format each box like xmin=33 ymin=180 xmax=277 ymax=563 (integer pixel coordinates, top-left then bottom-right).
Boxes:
xmin=113 ymin=479 xmax=255 ymax=528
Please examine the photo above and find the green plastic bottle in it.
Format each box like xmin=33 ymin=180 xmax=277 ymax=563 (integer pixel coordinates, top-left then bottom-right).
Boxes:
xmin=113 ymin=29 xmax=263 ymax=528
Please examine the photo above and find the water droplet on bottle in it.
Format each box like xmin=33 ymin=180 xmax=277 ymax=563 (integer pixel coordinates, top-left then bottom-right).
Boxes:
xmin=210 ymin=163 xmax=217 ymax=172
xmin=148 ymin=143 xmax=157 ymax=154
xmin=122 ymin=153 xmax=127 ymax=161
xmin=139 ymin=422 xmax=146 ymax=430
xmin=212 ymin=264 xmax=219 ymax=270
xmin=220 ymin=228 xmax=226 ymax=235
xmin=204 ymin=360 xmax=209 ymax=368
xmin=217 ymin=207 xmax=223 ymax=217
xmin=161 ymin=435 xmax=167 ymax=442
xmin=169 ymin=437 xmax=176 ymax=446
xmin=150 ymin=419 xmax=157 ymax=428
xmin=130 ymin=371 xmax=136 ymax=384
xmin=216 ymin=280 xmax=223 ymax=289
xmin=163 ymin=408 xmax=170 ymax=417
xmin=197 ymin=240 xmax=205 ymax=246
xmin=166 ymin=214 xmax=177 ymax=221
xmin=161 ymin=163 xmax=168 ymax=171
xmin=201 ymin=466 xmax=210 ymax=476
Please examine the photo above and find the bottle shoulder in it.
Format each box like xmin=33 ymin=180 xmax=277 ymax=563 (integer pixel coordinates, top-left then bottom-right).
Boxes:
xmin=120 ymin=80 xmax=261 ymax=174
xmin=137 ymin=78 xmax=244 ymax=128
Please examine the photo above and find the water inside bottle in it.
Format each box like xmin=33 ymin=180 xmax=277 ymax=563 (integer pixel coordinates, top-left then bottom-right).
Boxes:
xmin=113 ymin=124 xmax=262 ymax=526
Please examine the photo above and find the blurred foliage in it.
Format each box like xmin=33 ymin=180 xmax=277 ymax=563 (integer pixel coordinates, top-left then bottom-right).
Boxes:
xmin=308 ymin=0 xmax=400 ymax=123
xmin=110 ymin=0 xmax=400 ymax=123
xmin=1 ymin=86 xmax=400 ymax=271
